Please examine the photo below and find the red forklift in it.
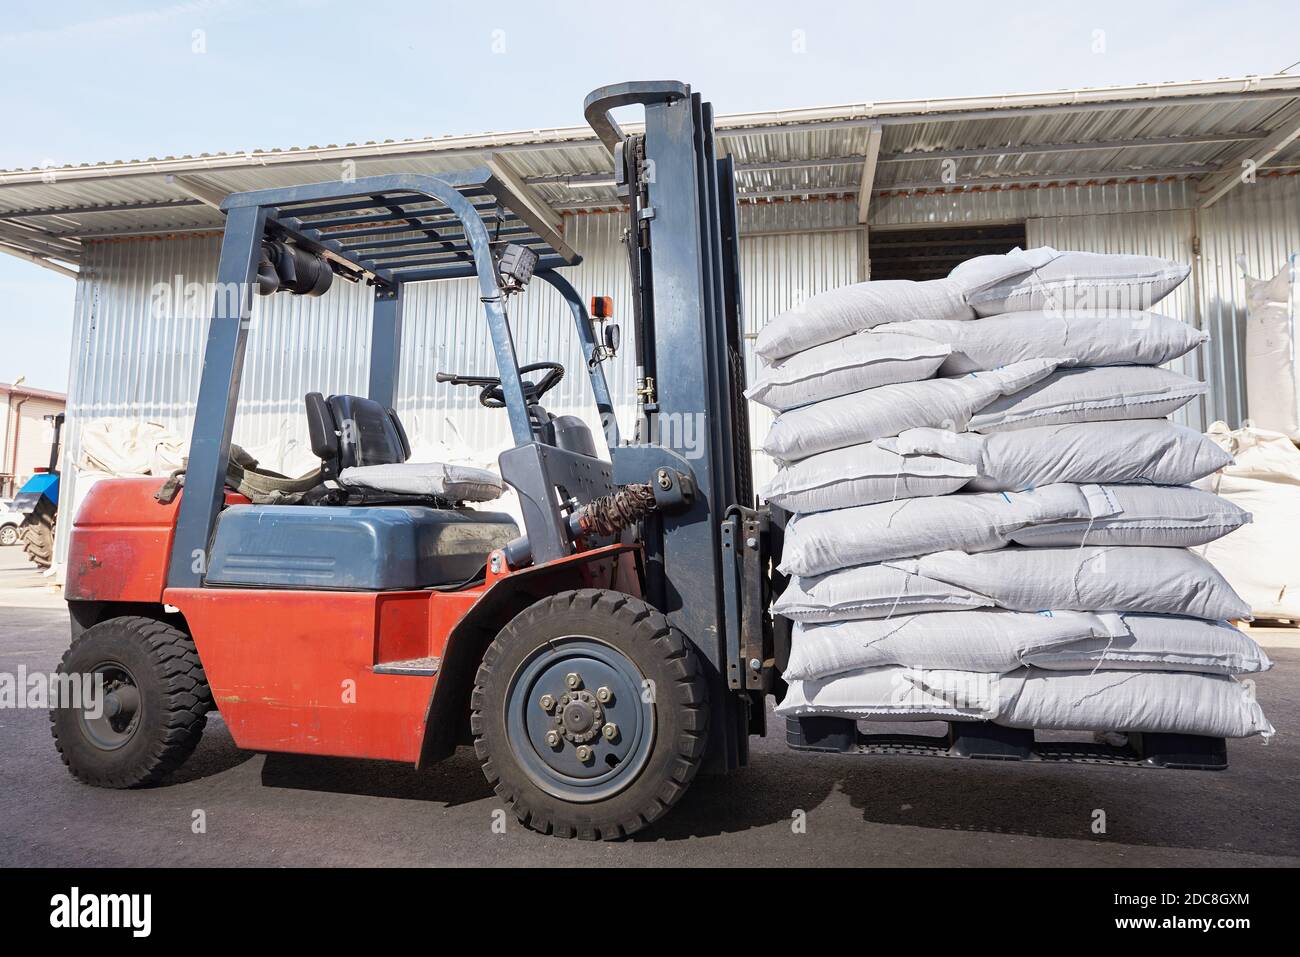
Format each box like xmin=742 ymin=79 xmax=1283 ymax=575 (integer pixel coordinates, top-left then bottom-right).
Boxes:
xmin=53 ymin=81 xmax=1227 ymax=841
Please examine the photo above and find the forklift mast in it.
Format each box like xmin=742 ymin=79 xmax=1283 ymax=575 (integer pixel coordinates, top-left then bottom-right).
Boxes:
xmin=585 ymin=83 xmax=773 ymax=771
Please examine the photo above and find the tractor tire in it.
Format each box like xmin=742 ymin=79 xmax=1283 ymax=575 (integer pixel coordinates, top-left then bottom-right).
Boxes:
xmin=0 ymin=525 xmax=17 ymax=546
xmin=19 ymin=499 xmax=55 ymax=569
xmin=472 ymin=589 xmax=708 ymax=840
xmin=50 ymin=616 xmax=213 ymax=788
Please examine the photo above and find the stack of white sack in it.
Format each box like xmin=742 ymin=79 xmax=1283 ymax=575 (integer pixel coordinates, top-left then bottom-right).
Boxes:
xmin=751 ymin=247 xmax=1274 ymax=740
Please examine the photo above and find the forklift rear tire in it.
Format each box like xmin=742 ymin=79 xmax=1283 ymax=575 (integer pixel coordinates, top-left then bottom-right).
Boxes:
xmin=472 ymin=589 xmax=708 ymax=840
xmin=20 ymin=500 xmax=55 ymax=569
xmin=50 ymin=616 xmax=213 ymax=788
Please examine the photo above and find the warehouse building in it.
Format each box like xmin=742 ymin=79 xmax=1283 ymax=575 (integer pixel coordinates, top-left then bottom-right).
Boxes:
xmin=0 ymin=382 xmax=66 ymax=498
xmin=1 ymin=73 xmax=1298 ymax=570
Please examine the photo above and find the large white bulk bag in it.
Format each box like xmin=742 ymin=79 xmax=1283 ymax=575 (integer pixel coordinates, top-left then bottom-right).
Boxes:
xmin=754 ymin=278 xmax=973 ymax=362
xmin=880 ymin=310 xmax=1206 ymax=375
xmin=758 ymin=441 xmax=976 ymax=513
xmin=968 ymin=366 xmax=1206 ymax=433
xmin=746 ymin=332 xmax=950 ymax=411
xmin=952 ymin=249 xmax=1190 ymax=318
xmin=780 ymin=483 xmax=1249 ymax=576
xmin=772 ymin=545 xmax=1251 ymax=622
xmin=1196 ymin=422 xmax=1300 ymax=619
xmin=784 ymin=609 xmax=1122 ymax=679
xmin=764 ymin=358 xmax=1058 ymax=461
xmin=777 ymin=667 xmax=1273 ymax=738
xmin=891 ymin=420 xmax=1233 ymax=493
xmin=1025 ymin=614 xmax=1271 ymax=676
xmin=1240 ymin=260 xmax=1299 ymax=440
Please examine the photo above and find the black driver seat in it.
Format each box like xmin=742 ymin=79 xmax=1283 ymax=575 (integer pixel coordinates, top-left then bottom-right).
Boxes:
xmin=306 ymin=392 xmax=409 ymax=476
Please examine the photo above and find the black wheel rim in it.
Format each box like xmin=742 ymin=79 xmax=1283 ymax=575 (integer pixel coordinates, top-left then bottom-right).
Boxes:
xmin=505 ymin=637 xmax=655 ymax=803
xmin=79 ymin=661 xmax=143 ymax=751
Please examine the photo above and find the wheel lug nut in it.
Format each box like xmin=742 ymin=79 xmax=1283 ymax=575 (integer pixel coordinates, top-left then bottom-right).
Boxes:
xmin=602 ymin=723 xmax=619 ymax=741
xmin=565 ymin=673 xmax=582 ymax=690
xmin=575 ymin=745 xmax=593 ymax=762
xmin=596 ymin=686 xmax=612 ymax=704
xmin=539 ymin=694 xmax=555 ymax=712
xmin=545 ymin=730 xmax=561 ymax=748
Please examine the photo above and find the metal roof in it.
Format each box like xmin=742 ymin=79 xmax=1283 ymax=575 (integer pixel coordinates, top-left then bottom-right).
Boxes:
xmin=4 ymin=73 xmax=1300 ymax=276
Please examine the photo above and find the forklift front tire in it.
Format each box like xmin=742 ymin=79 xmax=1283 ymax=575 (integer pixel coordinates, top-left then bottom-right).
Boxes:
xmin=50 ymin=616 xmax=213 ymax=788
xmin=472 ymin=589 xmax=708 ymax=840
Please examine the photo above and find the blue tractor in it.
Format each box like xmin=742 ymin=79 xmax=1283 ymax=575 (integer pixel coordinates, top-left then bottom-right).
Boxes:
xmin=11 ymin=411 xmax=63 ymax=568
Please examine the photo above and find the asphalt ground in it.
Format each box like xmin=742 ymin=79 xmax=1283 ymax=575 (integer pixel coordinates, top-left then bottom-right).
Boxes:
xmin=1 ymin=547 xmax=1296 ymax=867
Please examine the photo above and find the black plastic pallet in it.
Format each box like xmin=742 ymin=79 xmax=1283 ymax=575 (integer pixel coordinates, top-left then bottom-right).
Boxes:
xmin=785 ymin=716 xmax=1227 ymax=770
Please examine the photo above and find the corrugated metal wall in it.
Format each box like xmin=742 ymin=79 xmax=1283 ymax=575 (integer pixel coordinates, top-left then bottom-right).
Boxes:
xmin=1023 ymin=175 xmax=1300 ymax=430
xmin=871 ymin=174 xmax=1300 ymax=430
xmin=56 ymin=177 xmax=1299 ymax=565
xmin=1025 ymin=208 xmax=1203 ymax=428
xmin=1198 ymin=174 xmax=1300 ymax=427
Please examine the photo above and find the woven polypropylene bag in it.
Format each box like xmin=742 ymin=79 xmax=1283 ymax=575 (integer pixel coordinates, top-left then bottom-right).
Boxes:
xmin=754 ymin=278 xmax=973 ymax=362
xmin=746 ymin=331 xmax=950 ymax=411
xmin=967 ymin=366 xmax=1206 ymax=433
xmin=953 ymin=249 xmax=1190 ymax=318
xmin=764 ymin=358 xmax=1058 ymax=461
xmin=887 ymin=420 xmax=1233 ymax=493
xmin=879 ymin=310 xmax=1206 ymax=375
xmin=772 ymin=545 xmax=1251 ymax=622
xmin=778 ymin=483 xmax=1249 ymax=577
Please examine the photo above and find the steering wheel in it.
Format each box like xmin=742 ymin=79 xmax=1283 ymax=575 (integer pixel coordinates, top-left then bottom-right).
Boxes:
xmin=437 ymin=361 xmax=566 ymax=409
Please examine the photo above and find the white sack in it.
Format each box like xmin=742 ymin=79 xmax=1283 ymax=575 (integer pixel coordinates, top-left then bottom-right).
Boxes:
xmin=758 ymin=441 xmax=976 ymax=513
xmin=1197 ymin=422 xmax=1300 ymax=619
xmin=785 ymin=610 xmax=1269 ymax=680
xmin=746 ymin=332 xmax=950 ymax=411
xmin=754 ymin=278 xmax=974 ymax=362
xmin=764 ymin=358 xmax=1058 ymax=461
xmin=772 ymin=545 xmax=1251 ymax=623
xmin=777 ymin=667 xmax=1273 ymax=738
xmin=880 ymin=310 xmax=1206 ymax=375
xmin=779 ymin=483 xmax=1249 ymax=576
xmin=780 ymin=483 xmax=1109 ymax=575
xmin=891 ymin=420 xmax=1233 ymax=493
xmin=777 ymin=666 xmax=1000 ymax=722
xmin=784 ymin=609 xmax=1122 ymax=679
xmin=1009 ymin=483 xmax=1249 ymax=549
xmin=993 ymin=669 xmax=1272 ymax=738
xmin=762 ymin=420 xmax=1230 ymax=513
xmin=1025 ymin=614 xmax=1271 ymax=676
xmin=948 ymin=246 xmax=1059 ymax=295
xmin=1240 ymin=259 xmax=1299 ymax=440
xmin=968 ymin=366 xmax=1206 ymax=433
xmin=953 ymin=249 xmax=1190 ymax=318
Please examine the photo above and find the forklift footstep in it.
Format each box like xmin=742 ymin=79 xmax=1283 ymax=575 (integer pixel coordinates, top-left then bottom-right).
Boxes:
xmin=785 ymin=716 xmax=1227 ymax=770
xmin=372 ymin=657 xmax=441 ymax=676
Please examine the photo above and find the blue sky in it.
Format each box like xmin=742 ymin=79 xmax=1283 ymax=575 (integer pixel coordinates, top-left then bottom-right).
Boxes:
xmin=1 ymin=0 xmax=1296 ymax=392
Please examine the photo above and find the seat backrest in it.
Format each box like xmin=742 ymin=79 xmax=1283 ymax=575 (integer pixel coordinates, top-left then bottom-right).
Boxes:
xmin=305 ymin=392 xmax=410 ymax=471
